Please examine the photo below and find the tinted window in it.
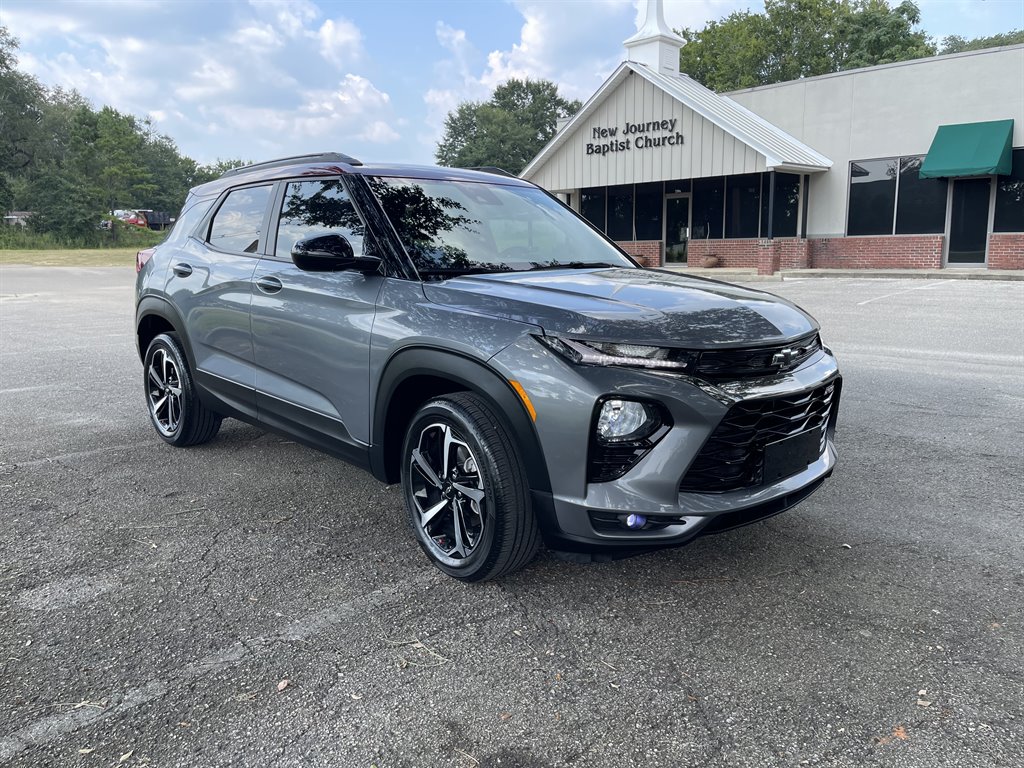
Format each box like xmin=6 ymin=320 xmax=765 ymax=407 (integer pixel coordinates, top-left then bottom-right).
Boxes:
xmin=772 ymin=172 xmax=800 ymax=238
xmin=275 ymin=179 xmax=365 ymax=260
xmin=208 ymin=185 xmax=271 ymax=253
xmin=692 ymin=176 xmax=723 ymax=240
xmin=607 ymin=184 xmax=634 ymax=240
xmin=895 ymin=156 xmax=948 ymax=235
xmin=847 ymin=159 xmax=897 ymax=236
xmin=725 ymin=173 xmax=760 ymax=238
xmin=580 ymin=187 xmax=606 ymax=231
xmin=368 ymin=177 xmax=634 ymax=277
xmin=994 ymin=148 xmax=1024 ymax=233
xmin=634 ymin=182 xmax=663 ymax=240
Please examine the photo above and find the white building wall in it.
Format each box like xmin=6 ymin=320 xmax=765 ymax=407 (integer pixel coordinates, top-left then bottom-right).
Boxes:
xmin=728 ymin=46 xmax=1024 ymax=237
xmin=529 ymin=70 xmax=766 ymax=192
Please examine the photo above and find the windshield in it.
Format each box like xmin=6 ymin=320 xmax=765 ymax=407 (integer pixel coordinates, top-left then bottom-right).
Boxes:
xmin=366 ymin=176 xmax=635 ymax=278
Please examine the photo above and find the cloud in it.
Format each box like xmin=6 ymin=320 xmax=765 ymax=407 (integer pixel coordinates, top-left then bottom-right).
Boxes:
xmin=174 ymin=58 xmax=241 ymax=102
xmin=317 ymin=17 xmax=364 ymax=66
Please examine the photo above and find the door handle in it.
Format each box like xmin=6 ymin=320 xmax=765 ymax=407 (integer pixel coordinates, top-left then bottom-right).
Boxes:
xmin=172 ymin=262 xmax=193 ymax=277
xmin=255 ymin=276 xmax=283 ymax=294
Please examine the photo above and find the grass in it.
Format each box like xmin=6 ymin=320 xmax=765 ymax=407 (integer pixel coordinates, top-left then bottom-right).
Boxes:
xmin=0 ymin=247 xmax=141 ymax=267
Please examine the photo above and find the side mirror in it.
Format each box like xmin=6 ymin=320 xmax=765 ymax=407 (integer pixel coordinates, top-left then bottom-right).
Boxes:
xmin=290 ymin=233 xmax=381 ymax=273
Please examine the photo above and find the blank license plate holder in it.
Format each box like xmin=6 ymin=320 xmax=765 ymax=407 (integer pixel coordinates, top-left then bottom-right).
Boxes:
xmin=763 ymin=430 xmax=822 ymax=484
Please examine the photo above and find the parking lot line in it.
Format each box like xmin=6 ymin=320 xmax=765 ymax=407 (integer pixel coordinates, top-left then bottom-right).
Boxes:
xmin=856 ymin=280 xmax=952 ymax=306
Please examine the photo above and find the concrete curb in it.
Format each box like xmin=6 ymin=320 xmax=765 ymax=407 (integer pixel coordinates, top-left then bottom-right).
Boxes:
xmin=661 ymin=266 xmax=1024 ymax=282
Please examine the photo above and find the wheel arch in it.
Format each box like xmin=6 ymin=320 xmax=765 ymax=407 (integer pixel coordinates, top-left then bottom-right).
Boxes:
xmin=136 ymin=296 xmax=191 ymax=367
xmin=370 ymin=347 xmax=551 ymax=494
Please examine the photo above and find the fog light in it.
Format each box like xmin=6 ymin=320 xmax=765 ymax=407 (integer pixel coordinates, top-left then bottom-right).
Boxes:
xmin=624 ymin=513 xmax=647 ymax=529
xmin=596 ymin=399 xmax=651 ymax=441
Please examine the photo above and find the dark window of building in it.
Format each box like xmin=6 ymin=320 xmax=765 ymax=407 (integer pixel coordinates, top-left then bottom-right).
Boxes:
xmin=772 ymin=172 xmax=801 ymax=238
xmin=208 ymin=184 xmax=272 ymax=253
xmin=801 ymin=175 xmax=810 ymax=239
xmin=691 ymin=176 xmax=724 ymax=240
xmin=725 ymin=173 xmax=761 ymax=238
xmin=994 ymin=148 xmax=1024 ymax=233
xmin=666 ymin=179 xmax=691 ymax=195
xmin=847 ymin=159 xmax=897 ymax=236
xmin=895 ymin=156 xmax=947 ymax=235
xmin=276 ymin=180 xmax=365 ymax=260
xmin=580 ymin=187 xmax=606 ymax=232
xmin=634 ymin=182 xmax=663 ymax=240
xmin=760 ymin=173 xmax=770 ymax=237
xmin=607 ymin=184 xmax=634 ymax=240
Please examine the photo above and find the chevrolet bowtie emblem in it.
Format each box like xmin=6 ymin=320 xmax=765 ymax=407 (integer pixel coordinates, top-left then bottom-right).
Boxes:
xmin=772 ymin=348 xmax=795 ymax=366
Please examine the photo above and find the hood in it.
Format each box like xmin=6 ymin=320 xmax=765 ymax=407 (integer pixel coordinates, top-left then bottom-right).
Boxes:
xmin=423 ymin=268 xmax=817 ymax=348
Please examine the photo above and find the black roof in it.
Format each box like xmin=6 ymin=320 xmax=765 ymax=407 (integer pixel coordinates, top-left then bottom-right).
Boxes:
xmin=191 ymin=153 xmax=531 ymax=197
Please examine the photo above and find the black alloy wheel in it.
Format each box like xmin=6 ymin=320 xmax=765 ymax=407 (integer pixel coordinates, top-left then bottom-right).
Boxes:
xmin=401 ymin=392 xmax=540 ymax=582
xmin=143 ymin=333 xmax=222 ymax=447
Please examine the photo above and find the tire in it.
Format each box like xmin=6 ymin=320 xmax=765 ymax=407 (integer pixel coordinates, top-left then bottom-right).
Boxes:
xmin=143 ymin=332 xmax=222 ymax=447
xmin=400 ymin=392 xmax=540 ymax=582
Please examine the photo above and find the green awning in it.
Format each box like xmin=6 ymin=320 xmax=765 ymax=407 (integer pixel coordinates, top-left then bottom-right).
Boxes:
xmin=919 ymin=119 xmax=1014 ymax=179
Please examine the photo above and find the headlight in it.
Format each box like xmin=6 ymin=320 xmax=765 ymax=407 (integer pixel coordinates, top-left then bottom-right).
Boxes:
xmin=537 ymin=336 xmax=694 ymax=371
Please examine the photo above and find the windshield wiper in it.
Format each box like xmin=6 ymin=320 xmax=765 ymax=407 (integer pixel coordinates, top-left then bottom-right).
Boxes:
xmin=525 ymin=262 xmax=621 ymax=271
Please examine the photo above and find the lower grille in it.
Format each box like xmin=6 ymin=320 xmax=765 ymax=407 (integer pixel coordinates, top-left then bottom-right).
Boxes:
xmin=679 ymin=380 xmax=839 ymax=494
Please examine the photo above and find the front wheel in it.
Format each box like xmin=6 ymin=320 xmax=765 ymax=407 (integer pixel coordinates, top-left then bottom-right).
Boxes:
xmin=143 ymin=333 xmax=221 ymax=447
xmin=401 ymin=392 xmax=540 ymax=582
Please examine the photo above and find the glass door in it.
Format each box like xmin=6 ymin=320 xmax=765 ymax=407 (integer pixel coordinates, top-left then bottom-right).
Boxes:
xmin=664 ymin=194 xmax=690 ymax=263
xmin=947 ymin=178 xmax=991 ymax=265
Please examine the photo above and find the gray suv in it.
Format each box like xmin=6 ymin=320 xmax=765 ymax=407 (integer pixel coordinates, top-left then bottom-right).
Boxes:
xmin=135 ymin=152 xmax=841 ymax=582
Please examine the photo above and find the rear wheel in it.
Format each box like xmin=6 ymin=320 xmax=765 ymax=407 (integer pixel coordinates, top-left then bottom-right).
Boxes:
xmin=143 ymin=333 xmax=221 ymax=446
xmin=401 ymin=392 xmax=540 ymax=582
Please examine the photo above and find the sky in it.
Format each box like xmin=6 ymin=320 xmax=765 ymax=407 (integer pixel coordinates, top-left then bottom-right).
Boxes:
xmin=3 ymin=0 xmax=1023 ymax=166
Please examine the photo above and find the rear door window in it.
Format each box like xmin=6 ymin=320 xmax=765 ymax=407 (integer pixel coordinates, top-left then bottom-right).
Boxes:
xmin=208 ymin=185 xmax=272 ymax=254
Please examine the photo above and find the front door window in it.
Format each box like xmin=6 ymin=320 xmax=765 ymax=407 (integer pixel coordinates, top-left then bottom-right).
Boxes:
xmin=665 ymin=195 xmax=690 ymax=263
xmin=947 ymin=178 xmax=991 ymax=265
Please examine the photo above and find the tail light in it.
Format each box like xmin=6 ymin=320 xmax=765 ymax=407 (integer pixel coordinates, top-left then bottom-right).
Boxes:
xmin=136 ymin=248 xmax=156 ymax=273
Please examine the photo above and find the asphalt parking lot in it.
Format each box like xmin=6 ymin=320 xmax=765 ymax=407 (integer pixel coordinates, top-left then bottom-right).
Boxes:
xmin=1 ymin=266 xmax=1022 ymax=767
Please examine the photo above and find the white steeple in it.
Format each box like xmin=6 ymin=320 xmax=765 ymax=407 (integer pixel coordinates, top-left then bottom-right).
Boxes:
xmin=624 ymin=0 xmax=684 ymax=76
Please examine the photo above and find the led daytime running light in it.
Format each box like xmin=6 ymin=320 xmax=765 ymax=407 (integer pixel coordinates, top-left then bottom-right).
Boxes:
xmin=542 ymin=336 xmax=691 ymax=370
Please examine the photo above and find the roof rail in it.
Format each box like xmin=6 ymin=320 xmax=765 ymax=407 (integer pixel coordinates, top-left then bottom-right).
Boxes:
xmin=466 ymin=166 xmax=517 ymax=178
xmin=221 ymin=152 xmax=362 ymax=178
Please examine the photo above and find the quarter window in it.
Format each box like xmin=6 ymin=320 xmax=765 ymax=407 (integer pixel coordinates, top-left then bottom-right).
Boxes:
xmin=275 ymin=179 xmax=366 ymax=260
xmin=208 ymin=185 xmax=272 ymax=253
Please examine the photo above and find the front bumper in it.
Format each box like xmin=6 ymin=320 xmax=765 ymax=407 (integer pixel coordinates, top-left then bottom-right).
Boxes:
xmin=490 ymin=338 xmax=841 ymax=553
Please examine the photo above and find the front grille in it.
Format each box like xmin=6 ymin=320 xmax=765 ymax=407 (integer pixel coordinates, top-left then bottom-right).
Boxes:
xmin=679 ymin=380 xmax=839 ymax=494
xmin=693 ymin=334 xmax=821 ymax=379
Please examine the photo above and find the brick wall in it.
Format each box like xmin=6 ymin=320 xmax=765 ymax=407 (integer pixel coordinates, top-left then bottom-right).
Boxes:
xmin=808 ymin=236 xmax=944 ymax=269
xmin=988 ymin=233 xmax=1024 ymax=269
xmin=615 ymin=240 xmax=662 ymax=268
xmin=615 ymin=233 xmax=1018 ymax=271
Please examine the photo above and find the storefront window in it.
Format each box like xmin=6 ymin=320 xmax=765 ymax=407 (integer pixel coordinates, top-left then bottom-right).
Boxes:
xmin=580 ymin=187 xmax=606 ymax=232
xmin=691 ymin=177 xmax=724 ymax=240
xmin=847 ymin=159 xmax=897 ymax=236
xmin=634 ymin=182 xmax=663 ymax=240
xmin=772 ymin=172 xmax=800 ymax=237
xmin=607 ymin=184 xmax=634 ymax=240
xmin=895 ymin=156 xmax=947 ymax=234
xmin=994 ymin=148 xmax=1024 ymax=233
xmin=725 ymin=173 xmax=760 ymax=238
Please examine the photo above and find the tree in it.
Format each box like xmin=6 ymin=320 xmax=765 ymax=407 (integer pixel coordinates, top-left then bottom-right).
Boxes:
xmin=435 ymin=79 xmax=581 ymax=173
xmin=940 ymin=29 xmax=1024 ymax=55
xmin=677 ymin=0 xmax=937 ymax=92
xmin=839 ymin=1 xmax=933 ymax=70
